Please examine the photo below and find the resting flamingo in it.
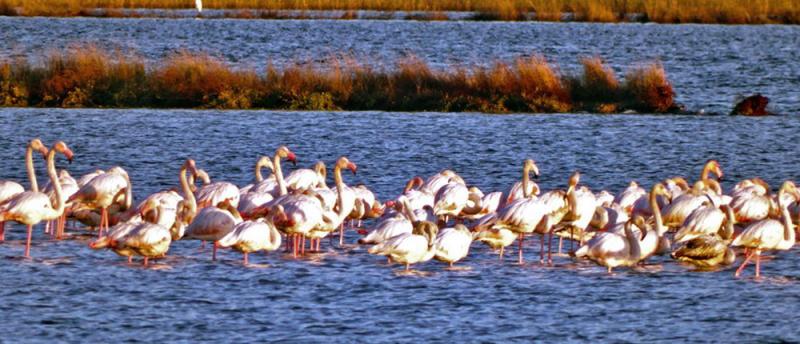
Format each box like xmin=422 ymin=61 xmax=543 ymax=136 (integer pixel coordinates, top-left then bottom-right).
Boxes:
xmin=433 ymin=224 xmax=473 ymax=267
xmin=0 ymin=141 xmax=73 ymax=257
xmin=433 ymin=181 xmax=469 ymax=224
xmin=217 ymin=218 xmax=282 ymax=265
xmin=732 ymin=181 xmax=800 ymax=278
xmin=369 ymin=220 xmax=439 ymax=271
xmin=91 ymin=199 xmax=172 ymax=266
xmin=68 ymin=166 xmax=132 ymax=237
xmin=0 ymin=138 xmax=49 ymax=242
xmin=285 ymin=161 xmax=326 ymax=191
xmin=184 ymin=200 xmax=242 ymax=260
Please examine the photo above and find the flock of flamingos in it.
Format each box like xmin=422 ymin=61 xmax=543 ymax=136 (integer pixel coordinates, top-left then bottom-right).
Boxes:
xmin=1 ymin=138 xmax=799 ymax=278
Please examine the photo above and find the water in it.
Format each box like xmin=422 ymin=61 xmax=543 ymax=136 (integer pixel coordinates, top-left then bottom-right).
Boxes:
xmin=1 ymin=17 xmax=799 ymax=114
xmin=1 ymin=108 xmax=799 ymax=342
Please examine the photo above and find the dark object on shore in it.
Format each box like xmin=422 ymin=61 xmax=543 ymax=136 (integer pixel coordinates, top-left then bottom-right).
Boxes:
xmin=731 ymin=94 xmax=770 ymax=116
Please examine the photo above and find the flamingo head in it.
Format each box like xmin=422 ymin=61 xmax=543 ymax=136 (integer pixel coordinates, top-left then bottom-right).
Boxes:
xmin=29 ymin=138 xmax=49 ymax=158
xmin=524 ymin=159 xmax=540 ymax=179
xmin=276 ymin=146 xmax=297 ymax=166
xmin=568 ymin=171 xmax=581 ymax=192
xmin=336 ymin=156 xmax=357 ymax=175
xmin=52 ymin=141 xmax=74 ymax=163
xmin=704 ymin=159 xmax=723 ymax=181
xmin=651 ymin=183 xmax=671 ymax=202
xmin=183 ymin=158 xmax=198 ymax=175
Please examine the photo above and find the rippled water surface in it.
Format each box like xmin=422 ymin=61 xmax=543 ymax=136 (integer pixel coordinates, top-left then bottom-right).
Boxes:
xmin=1 ymin=17 xmax=799 ymax=114
xmin=1 ymin=108 xmax=800 ymax=342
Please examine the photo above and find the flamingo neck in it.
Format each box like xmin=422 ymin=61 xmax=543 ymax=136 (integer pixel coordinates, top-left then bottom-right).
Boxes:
xmin=254 ymin=160 xmax=264 ymax=182
xmin=777 ymin=191 xmax=795 ymax=243
xmin=273 ymin=153 xmax=287 ymax=196
xmin=624 ymin=223 xmax=642 ymax=262
xmin=334 ymin=164 xmax=347 ymax=223
xmin=122 ymin=174 xmax=133 ymax=211
xmin=649 ymin=191 xmax=666 ymax=236
xmin=46 ymin=148 xmax=64 ymax=215
xmin=401 ymin=198 xmax=418 ymax=223
xmin=179 ymin=164 xmax=197 ymax=220
xmin=522 ymin=163 xmax=531 ymax=198
xmin=25 ymin=143 xmax=39 ymax=193
xmin=721 ymin=206 xmax=735 ymax=240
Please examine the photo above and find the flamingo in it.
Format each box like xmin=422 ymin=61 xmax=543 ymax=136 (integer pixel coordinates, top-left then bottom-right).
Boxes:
xmin=674 ymin=198 xmax=733 ymax=243
xmin=91 ymin=199 xmax=172 ymax=266
xmin=0 ymin=141 xmax=73 ymax=257
xmin=285 ymin=161 xmax=326 ymax=191
xmin=195 ymin=174 xmax=240 ymax=210
xmin=433 ymin=224 xmax=473 ymax=267
xmin=729 ymin=178 xmax=771 ymax=224
xmin=184 ymin=200 xmax=242 ymax=260
xmin=0 ymin=138 xmax=49 ymax=242
xmin=396 ymin=176 xmax=434 ymax=212
xmin=460 ymin=187 xmax=502 ymax=221
xmin=349 ymin=184 xmax=384 ymax=227
xmin=732 ymin=181 xmax=800 ymax=278
xmin=357 ymin=206 xmax=413 ymax=245
xmin=42 ymin=169 xmax=79 ymax=239
xmin=574 ymin=217 xmax=644 ymax=273
xmin=270 ymin=197 xmax=323 ymax=258
xmin=662 ymin=160 xmax=724 ymax=228
xmin=671 ymin=204 xmax=736 ymax=268
xmin=422 ymin=170 xmax=464 ymax=196
xmin=505 ymin=159 xmax=540 ymax=204
xmin=432 ymin=181 xmax=469 ymax=224
xmin=217 ymin=218 xmax=282 ymax=265
xmin=368 ymin=220 xmax=439 ymax=271
xmin=615 ymin=181 xmax=646 ymax=214
xmin=239 ymin=148 xmax=296 ymax=216
xmin=68 ymin=166 xmax=132 ymax=237
xmin=305 ymin=157 xmax=357 ymax=251
xmin=238 ymin=155 xmax=275 ymax=195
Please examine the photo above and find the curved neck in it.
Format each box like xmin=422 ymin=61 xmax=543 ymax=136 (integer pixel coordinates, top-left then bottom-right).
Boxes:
xmin=316 ymin=163 xmax=328 ymax=189
xmin=46 ymin=149 xmax=63 ymax=214
xmin=179 ymin=164 xmax=197 ymax=220
xmin=273 ymin=153 xmax=287 ymax=196
xmin=649 ymin=191 xmax=665 ymax=236
xmin=255 ymin=161 xmax=264 ymax=182
xmin=721 ymin=206 xmax=735 ymax=240
xmin=522 ymin=163 xmax=531 ymax=198
xmin=401 ymin=198 xmax=418 ymax=222
xmin=777 ymin=192 xmax=795 ymax=243
xmin=334 ymin=164 xmax=347 ymax=222
xmin=25 ymin=143 xmax=39 ymax=192
xmin=624 ymin=224 xmax=642 ymax=261
xmin=700 ymin=165 xmax=710 ymax=182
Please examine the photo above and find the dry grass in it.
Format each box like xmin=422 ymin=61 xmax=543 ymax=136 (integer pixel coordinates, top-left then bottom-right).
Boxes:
xmin=0 ymin=0 xmax=797 ymax=23
xmin=0 ymin=48 xmax=677 ymax=113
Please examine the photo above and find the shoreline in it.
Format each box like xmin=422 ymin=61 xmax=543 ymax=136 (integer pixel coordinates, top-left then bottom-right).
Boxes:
xmin=1 ymin=2 xmax=798 ymax=25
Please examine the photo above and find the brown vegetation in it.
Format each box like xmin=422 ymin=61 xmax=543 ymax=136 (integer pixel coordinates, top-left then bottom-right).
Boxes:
xmin=0 ymin=48 xmax=678 ymax=113
xmin=0 ymin=0 xmax=797 ymax=24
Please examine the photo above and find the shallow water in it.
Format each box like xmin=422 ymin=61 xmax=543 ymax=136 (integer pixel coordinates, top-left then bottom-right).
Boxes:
xmin=1 ymin=108 xmax=799 ymax=342
xmin=1 ymin=17 xmax=799 ymax=114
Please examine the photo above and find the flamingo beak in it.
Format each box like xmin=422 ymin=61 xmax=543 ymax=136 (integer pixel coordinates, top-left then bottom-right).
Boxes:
xmin=347 ymin=162 xmax=357 ymax=175
xmin=287 ymin=152 xmax=297 ymax=166
xmin=64 ymin=148 xmax=74 ymax=163
xmin=385 ymin=200 xmax=395 ymax=208
xmin=37 ymin=147 xmax=49 ymax=158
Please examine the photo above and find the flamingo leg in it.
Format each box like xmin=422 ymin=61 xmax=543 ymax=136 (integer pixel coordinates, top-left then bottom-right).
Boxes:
xmin=24 ymin=224 xmax=33 ymax=258
xmin=499 ymin=246 xmax=504 ymax=261
xmin=558 ymin=237 xmax=563 ymax=255
xmin=539 ymin=234 xmax=545 ymax=264
xmin=735 ymin=249 xmax=756 ymax=277
xmin=0 ymin=222 xmax=5 ymax=242
xmin=755 ymin=250 xmax=761 ymax=278
xmin=244 ymin=252 xmax=249 ymax=265
xmin=570 ymin=228 xmax=574 ymax=251
xmin=518 ymin=233 xmax=524 ymax=265
xmin=57 ymin=213 xmax=66 ymax=240
xmin=292 ymin=234 xmax=297 ymax=258
xmin=339 ymin=223 xmax=345 ymax=246
xmin=405 ymin=263 xmax=410 ymax=271
xmin=212 ymin=241 xmax=218 ymax=261
xmin=301 ymin=235 xmax=306 ymax=255
xmin=547 ymin=227 xmax=554 ymax=264
xmin=284 ymin=235 xmax=290 ymax=252
xmin=128 ymin=256 xmax=133 ymax=264
xmin=143 ymin=257 xmax=149 ymax=266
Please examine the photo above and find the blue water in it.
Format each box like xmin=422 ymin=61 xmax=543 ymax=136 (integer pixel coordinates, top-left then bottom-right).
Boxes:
xmin=0 ymin=108 xmax=799 ymax=341
xmin=1 ymin=17 xmax=799 ymax=114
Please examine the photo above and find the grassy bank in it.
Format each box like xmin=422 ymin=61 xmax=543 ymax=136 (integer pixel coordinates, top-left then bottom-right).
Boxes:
xmin=1 ymin=0 xmax=798 ymax=24
xmin=0 ymin=48 xmax=676 ymax=113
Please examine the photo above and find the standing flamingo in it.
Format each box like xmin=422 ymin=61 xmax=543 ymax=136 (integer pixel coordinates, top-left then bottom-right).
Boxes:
xmin=732 ymin=181 xmax=800 ymax=278
xmin=0 ymin=141 xmax=73 ymax=257
xmin=217 ymin=218 xmax=282 ymax=265
xmin=68 ymin=166 xmax=132 ymax=237
xmin=0 ymin=138 xmax=49 ymax=242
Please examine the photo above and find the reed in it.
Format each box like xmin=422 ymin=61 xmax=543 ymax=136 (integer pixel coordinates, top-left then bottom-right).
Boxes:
xmin=0 ymin=0 xmax=797 ymax=24
xmin=0 ymin=48 xmax=677 ymax=113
